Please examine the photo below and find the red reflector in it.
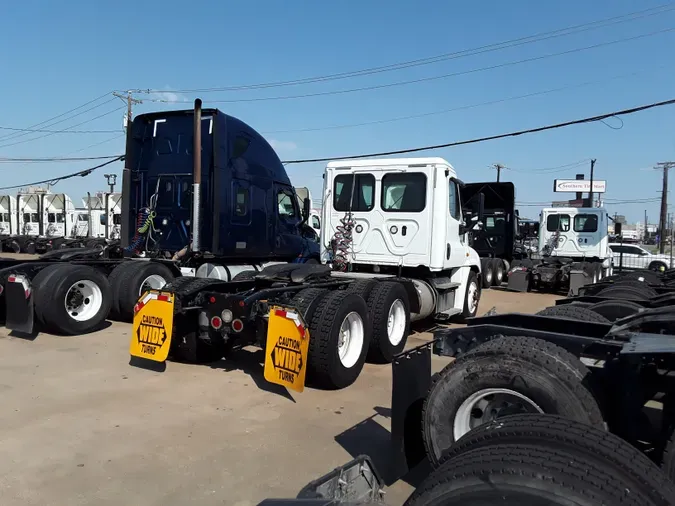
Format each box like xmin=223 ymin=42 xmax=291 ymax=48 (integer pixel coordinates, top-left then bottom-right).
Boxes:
xmin=232 ymin=319 xmax=243 ymax=332
xmin=7 ymin=275 xmax=15 ymax=283
xmin=157 ymin=294 xmax=169 ymax=302
xmin=210 ymin=296 xmax=216 ymax=304
xmin=238 ymin=300 xmax=245 ymax=307
xmin=211 ymin=316 xmax=222 ymax=329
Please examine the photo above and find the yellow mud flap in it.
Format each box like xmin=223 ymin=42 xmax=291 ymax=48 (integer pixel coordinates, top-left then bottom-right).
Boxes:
xmin=264 ymin=306 xmax=310 ymax=393
xmin=129 ymin=291 xmax=175 ymax=362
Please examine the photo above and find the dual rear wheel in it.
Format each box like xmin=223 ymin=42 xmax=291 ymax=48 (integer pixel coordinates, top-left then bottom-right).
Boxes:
xmin=291 ymin=280 xmax=412 ymax=389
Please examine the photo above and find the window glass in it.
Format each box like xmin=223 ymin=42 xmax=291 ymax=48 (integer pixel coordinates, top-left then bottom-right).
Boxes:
xmin=56 ymin=214 xmax=65 ymax=223
xmin=31 ymin=213 xmax=39 ymax=222
xmin=235 ymin=187 xmax=249 ymax=217
xmin=47 ymin=213 xmax=56 ymax=223
xmin=448 ymin=181 xmax=460 ymax=220
xmin=485 ymin=216 xmax=506 ymax=233
xmin=382 ymin=173 xmax=427 ymax=212
xmin=312 ymin=215 xmax=321 ymax=229
xmin=178 ymin=180 xmax=191 ymax=209
xmin=573 ymin=214 xmax=598 ymax=233
xmin=77 ymin=214 xmax=88 ymax=222
xmin=546 ymin=214 xmax=570 ymax=232
xmin=113 ymin=214 xmax=122 ymax=225
xmin=1 ymin=213 xmax=9 ymax=222
xmin=100 ymin=215 xmax=107 ymax=225
xmin=334 ymin=174 xmax=375 ymax=212
xmin=278 ymin=191 xmax=298 ymax=219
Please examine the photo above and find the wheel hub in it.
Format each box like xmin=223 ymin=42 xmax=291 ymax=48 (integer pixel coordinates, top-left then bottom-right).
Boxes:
xmin=453 ymin=388 xmax=543 ymax=440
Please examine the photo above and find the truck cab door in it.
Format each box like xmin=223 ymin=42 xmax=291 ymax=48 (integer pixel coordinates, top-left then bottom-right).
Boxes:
xmin=274 ymin=185 xmax=303 ymax=256
xmin=445 ymin=178 xmax=469 ymax=268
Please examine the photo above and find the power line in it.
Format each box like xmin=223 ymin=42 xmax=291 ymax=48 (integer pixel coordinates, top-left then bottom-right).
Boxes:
xmin=507 ymin=159 xmax=591 ymax=174
xmin=0 ymin=105 xmax=125 ymax=149
xmin=141 ymin=3 xmax=675 ymax=94
xmin=0 ymin=125 xmax=119 ymax=134
xmin=0 ymin=93 xmax=114 ymax=143
xmin=281 ymin=97 xmax=675 ymax=164
xmin=158 ymin=27 xmax=675 ymax=105
xmin=263 ymin=66 xmax=667 ymax=134
xmin=0 ymin=156 xmax=124 ymax=191
xmin=0 ymin=155 xmax=123 ymax=163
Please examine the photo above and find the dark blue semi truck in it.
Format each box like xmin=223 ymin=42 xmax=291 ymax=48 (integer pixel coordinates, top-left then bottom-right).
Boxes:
xmin=0 ymin=100 xmax=320 ymax=336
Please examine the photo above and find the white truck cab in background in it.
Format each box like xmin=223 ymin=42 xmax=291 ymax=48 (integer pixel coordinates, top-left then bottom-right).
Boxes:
xmin=320 ymin=157 xmax=482 ymax=322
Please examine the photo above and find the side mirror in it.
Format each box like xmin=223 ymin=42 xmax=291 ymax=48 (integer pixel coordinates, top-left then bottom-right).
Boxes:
xmin=301 ymin=198 xmax=311 ymax=222
xmin=614 ymin=222 xmax=622 ymax=236
xmin=471 ymin=192 xmax=485 ymax=223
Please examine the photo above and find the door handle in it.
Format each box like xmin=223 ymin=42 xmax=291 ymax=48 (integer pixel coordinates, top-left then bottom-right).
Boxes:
xmin=446 ymin=244 xmax=450 ymax=259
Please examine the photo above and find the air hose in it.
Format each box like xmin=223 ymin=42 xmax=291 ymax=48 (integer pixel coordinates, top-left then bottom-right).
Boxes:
xmin=125 ymin=208 xmax=156 ymax=254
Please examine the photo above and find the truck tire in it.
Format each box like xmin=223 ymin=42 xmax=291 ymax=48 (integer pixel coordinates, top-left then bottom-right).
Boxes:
xmin=457 ymin=270 xmax=480 ymax=323
xmin=480 ymin=258 xmax=493 ymax=289
xmin=491 ymin=258 xmax=504 ymax=286
xmin=343 ymin=279 xmax=377 ymax=300
xmin=620 ymin=270 xmax=662 ymax=284
xmin=421 ymin=336 xmax=604 ymax=468
xmin=35 ymin=264 xmax=112 ymax=335
xmin=113 ymin=261 xmax=175 ymax=321
xmin=31 ymin=265 xmax=68 ymax=327
xmin=365 ymin=281 xmax=410 ymax=363
xmin=536 ymin=304 xmax=610 ymax=323
xmin=405 ymin=443 xmax=656 ymax=506
xmin=663 ymin=427 xmax=675 ymax=482
xmin=290 ymin=288 xmax=329 ymax=324
xmin=597 ymin=285 xmax=650 ymax=301
xmin=611 ymin=279 xmax=658 ymax=296
xmin=438 ymin=414 xmax=675 ymax=506
xmin=232 ymin=270 xmax=257 ymax=281
xmin=307 ymin=290 xmax=370 ymax=390
xmin=588 ymin=299 xmax=643 ymax=322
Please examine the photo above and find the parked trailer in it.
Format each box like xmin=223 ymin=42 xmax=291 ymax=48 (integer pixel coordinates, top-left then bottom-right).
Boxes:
xmin=0 ymin=100 xmax=320 ymax=337
xmin=129 ymin=156 xmax=484 ymax=390
xmin=507 ymin=206 xmax=613 ymax=295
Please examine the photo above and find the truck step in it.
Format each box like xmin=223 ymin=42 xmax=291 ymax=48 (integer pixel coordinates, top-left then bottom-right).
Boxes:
xmin=431 ymin=279 xmax=460 ymax=291
xmin=433 ymin=308 xmax=462 ymax=321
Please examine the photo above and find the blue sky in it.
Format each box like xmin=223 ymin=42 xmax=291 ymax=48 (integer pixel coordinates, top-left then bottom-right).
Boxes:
xmin=1 ymin=0 xmax=674 ymax=223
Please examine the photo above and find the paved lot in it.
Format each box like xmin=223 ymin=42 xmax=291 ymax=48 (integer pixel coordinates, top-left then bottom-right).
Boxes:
xmin=0 ymin=286 xmax=559 ymax=506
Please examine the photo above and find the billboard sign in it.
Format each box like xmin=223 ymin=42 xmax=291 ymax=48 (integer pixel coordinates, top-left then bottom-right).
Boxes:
xmin=553 ymin=179 xmax=606 ymax=193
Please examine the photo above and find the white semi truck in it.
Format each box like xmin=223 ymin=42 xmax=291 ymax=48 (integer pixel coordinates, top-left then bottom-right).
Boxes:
xmin=508 ymin=206 xmax=613 ymax=295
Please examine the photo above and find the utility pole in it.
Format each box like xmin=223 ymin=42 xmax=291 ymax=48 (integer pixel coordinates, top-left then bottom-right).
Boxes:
xmin=656 ymin=162 xmax=674 ymax=253
xmin=113 ymin=91 xmax=142 ymax=130
xmin=493 ymin=163 xmax=505 ymax=182
xmin=588 ymin=159 xmax=596 ymax=207
xmin=645 ymin=209 xmax=648 ymax=243
xmin=104 ymin=173 xmax=117 ymax=193
xmin=113 ymin=91 xmax=143 ymax=249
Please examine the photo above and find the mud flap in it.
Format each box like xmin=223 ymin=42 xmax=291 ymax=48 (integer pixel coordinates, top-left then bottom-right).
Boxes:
xmin=5 ymin=274 xmax=34 ymax=334
xmin=390 ymin=344 xmax=432 ymax=481
xmin=507 ymin=268 xmax=530 ymax=292
xmin=568 ymin=269 xmax=590 ymax=297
